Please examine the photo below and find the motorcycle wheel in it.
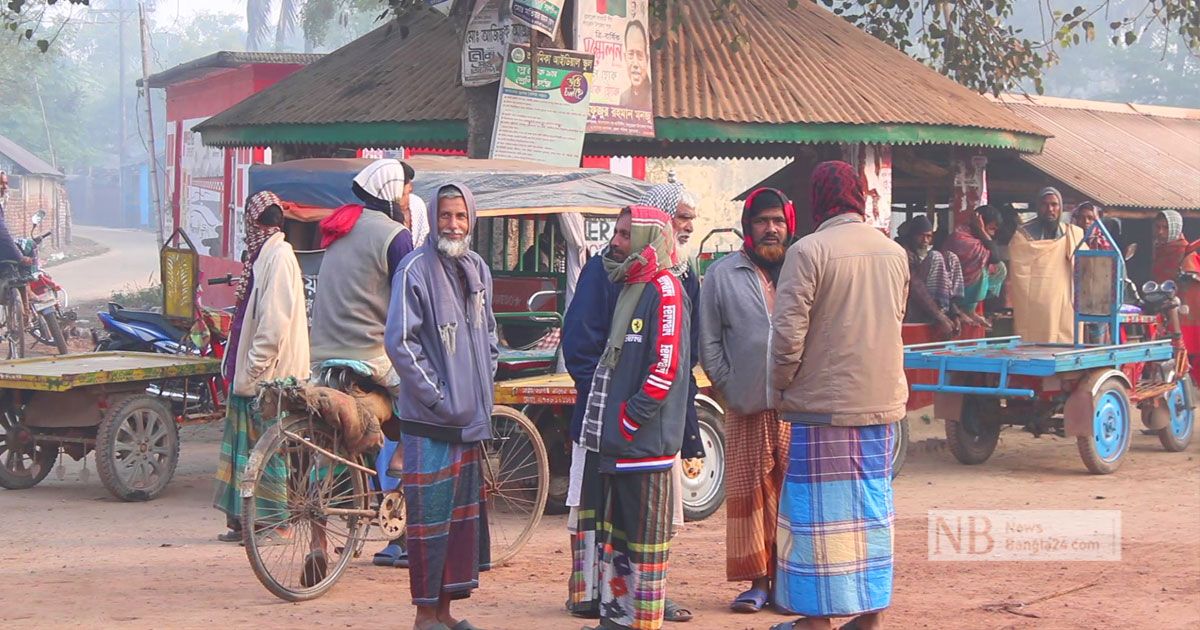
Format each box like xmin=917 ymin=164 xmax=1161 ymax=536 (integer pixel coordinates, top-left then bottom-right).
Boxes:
xmin=41 ymin=311 xmax=68 ymax=355
xmin=4 ymin=287 xmax=25 ymax=360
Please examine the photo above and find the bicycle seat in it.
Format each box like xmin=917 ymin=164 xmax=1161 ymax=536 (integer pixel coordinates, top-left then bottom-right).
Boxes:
xmin=316 ymin=359 xmax=374 ymax=378
xmin=106 ymin=303 xmax=188 ymax=341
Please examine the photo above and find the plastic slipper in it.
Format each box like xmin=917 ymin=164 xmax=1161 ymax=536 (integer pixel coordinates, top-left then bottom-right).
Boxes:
xmin=566 ymin=597 xmax=600 ymax=619
xmin=769 ymin=623 xmax=799 ymax=630
xmin=664 ymin=598 xmax=693 ymax=622
xmin=300 ymin=549 xmax=328 ymax=588
xmin=730 ymin=586 xmax=769 ymax=613
xmin=393 ymin=548 xmax=410 ymax=569
xmin=451 ymin=621 xmax=484 ymax=630
xmin=373 ymin=543 xmax=403 ymax=567
xmin=217 ymin=529 xmax=242 ymax=543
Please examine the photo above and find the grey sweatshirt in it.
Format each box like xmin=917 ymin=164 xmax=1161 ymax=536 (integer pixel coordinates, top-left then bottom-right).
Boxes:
xmin=698 ymin=251 xmax=775 ymax=415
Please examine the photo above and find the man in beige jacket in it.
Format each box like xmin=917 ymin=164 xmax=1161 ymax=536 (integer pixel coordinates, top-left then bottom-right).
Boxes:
xmin=768 ymin=161 xmax=908 ymax=630
xmin=214 ymin=191 xmax=310 ymax=544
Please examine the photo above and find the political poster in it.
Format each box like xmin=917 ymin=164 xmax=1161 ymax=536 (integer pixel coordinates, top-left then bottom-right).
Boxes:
xmin=463 ymin=0 xmax=531 ymax=87
xmin=510 ymin=0 xmax=566 ymax=37
xmin=489 ymin=45 xmax=595 ymax=168
xmin=573 ymin=0 xmax=654 ymax=137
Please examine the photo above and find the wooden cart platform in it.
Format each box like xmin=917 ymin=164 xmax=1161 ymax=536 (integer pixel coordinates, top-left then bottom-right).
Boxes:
xmin=0 ymin=352 xmax=220 ymax=392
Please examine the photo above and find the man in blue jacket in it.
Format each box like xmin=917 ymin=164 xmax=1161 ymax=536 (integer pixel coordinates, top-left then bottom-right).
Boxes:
xmin=386 ymin=183 xmax=498 ymax=630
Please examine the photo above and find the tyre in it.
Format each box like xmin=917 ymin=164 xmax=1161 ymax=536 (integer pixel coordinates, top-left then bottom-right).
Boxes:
xmin=486 ymin=405 xmax=549 ymax=566
xmin=41 ymin=311 xmax=68 ymax=355
xmin=242 ymin=416 xmax=368 ymax=602
xmin=95 ymin=396 xmax=179 ymax=501
xmin=682 ymin=404 xmax=725 ymax=522
xmin=4 ymin=287 xmax=25 ymax=359
xmin=945 ymin=396 xmax=1001 ymax=465
xmin=1157 ymin=380 xmax=1195 ymax=453
xmin=1076 ymin=378 xmax=1132 ymax=475
xmin=890 ymin=417 xmax=910 ymax=479
xmin=0 ymin=407 xmax=57 ymax=490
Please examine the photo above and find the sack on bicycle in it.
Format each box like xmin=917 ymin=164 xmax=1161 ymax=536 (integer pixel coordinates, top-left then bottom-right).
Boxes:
xmin=257 ymin=376 xmax=387 ymax=455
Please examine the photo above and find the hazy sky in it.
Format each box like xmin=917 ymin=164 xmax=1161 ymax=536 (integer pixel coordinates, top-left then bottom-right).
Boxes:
xmin=154 ymin=0 xmax=247 ymax=28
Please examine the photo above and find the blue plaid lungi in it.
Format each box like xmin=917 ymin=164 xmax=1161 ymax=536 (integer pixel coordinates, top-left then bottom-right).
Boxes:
xmin=775 ymin=423 xmax=894 ymax=617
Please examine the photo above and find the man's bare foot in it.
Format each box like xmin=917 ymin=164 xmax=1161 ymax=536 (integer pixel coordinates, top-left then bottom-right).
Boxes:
xmin=413 ymin=605 xmax=445 ymax=630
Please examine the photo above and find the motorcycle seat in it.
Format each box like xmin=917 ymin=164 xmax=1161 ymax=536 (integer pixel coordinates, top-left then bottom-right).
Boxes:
xmin=107 ymin=303 xmax=188 ymax=341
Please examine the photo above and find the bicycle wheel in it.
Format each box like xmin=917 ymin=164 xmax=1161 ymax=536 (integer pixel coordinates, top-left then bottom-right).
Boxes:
xmin=484 ymin=406 xmax=549 ymax=566
xmin=242 ymin=415 xmax=371 ymax=602
xmin=4 ymin=288 xmax=24 ymax=359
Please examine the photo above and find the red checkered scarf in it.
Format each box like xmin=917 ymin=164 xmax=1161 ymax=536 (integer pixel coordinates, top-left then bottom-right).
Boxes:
xmin=236 ymin=191 xmax=283 ymax=303
xmin=810 ymin=160 xmax=866 ymax=225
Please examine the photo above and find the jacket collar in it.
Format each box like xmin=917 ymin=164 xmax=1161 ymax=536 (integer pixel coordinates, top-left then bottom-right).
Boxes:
xmin=815 ymin=213 xmax=865 ymax=233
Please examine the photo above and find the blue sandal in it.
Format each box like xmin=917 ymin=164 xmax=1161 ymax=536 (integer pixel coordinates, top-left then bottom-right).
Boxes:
xmin=371 ymin=542 xmax=408 ymax=567
xmin=731 ymin=586 xmax=769 ymax=613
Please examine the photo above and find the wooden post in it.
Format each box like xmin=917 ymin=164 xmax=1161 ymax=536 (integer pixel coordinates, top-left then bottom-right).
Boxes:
xmin=137 ymin=2 xmax=165 ymax=249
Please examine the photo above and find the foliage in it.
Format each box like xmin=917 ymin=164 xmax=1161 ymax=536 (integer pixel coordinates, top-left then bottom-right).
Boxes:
xmin=110 ymin=282 xmax=162 ymax=311
xmin=1 ymin=0 xmax=90 ymax=52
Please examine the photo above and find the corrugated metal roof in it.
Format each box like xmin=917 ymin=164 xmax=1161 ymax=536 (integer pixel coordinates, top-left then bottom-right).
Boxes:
xmin=198 ymin=1 xmax=1045 ymax=142
xmin=0 ymin=134 xmax=62 ymax=178
xmin=998 ymin=95 xmax=1200 ymax=211
xmin=143 ymin=50 xmax=323 ymax=88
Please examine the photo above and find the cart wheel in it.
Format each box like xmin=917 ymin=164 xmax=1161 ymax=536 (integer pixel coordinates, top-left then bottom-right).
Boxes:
xmin=486 ymin=405 xmax=549 ymax=566
xmin=682 ymin=404 xmax=725 ymax=522
xmin=0 ymin=410 xmax=57 ymax=490
xmin=1076 ymin=378 xmax=1132 ymax=474
xmin=945 ymin=397 xmax=1001 ymax=465
xmin=1157 ymin=380 xmax=1194 ymax=453
xmin=95 ymin=396 xmax=179 ymax=501
xmin=890 ymin=417 xmax=910 ymax=479
xmin=242 ymin=416 xmax=368 ymax=602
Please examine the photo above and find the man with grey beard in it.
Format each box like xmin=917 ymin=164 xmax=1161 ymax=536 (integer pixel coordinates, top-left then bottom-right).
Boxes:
xmin=385 ymin=183 xmax=498 ymax=630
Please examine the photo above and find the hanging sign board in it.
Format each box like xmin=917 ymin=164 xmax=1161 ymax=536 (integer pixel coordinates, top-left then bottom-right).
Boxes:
xmin=463 ymin=0 xmax=531 ymax=87
xmin=573 ymin=0 xmax=654 ymax=137
xmin=489 ymin=45 xmax=595 ymax=168
xmin=510 ymin=0 xmax=567 ymax=37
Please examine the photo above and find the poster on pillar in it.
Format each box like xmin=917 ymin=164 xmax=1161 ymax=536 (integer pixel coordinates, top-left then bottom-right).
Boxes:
xmin=574 ymin=0 xmax=655 ymax=137
xmin=952 ymin=154 xmax=989 ymax=227
xmin=463 ymin=0 xmax=531 ymax=87
xmin=179 ymin=117 xmax=225 ymax=256
xmin=510 ymin=0 xmax=566 ymax=37
xmin=489 ymin=45 xmax=594 ymax=168
xmin=843 ymin=144 xmax=893 ymax=233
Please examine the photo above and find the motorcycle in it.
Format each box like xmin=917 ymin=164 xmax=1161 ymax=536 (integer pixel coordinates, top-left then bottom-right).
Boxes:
xmin=16 ymin=211 xmax=76 ymax=355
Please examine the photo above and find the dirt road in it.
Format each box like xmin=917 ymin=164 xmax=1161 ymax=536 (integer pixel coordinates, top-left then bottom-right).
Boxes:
xmin=1 ymin=418 xmax=1196 ymax=630
xmin=53 ymin=226 xmax=159 ymax=303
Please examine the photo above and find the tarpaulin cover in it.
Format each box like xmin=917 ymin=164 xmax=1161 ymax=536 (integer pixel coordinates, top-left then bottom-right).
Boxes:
xmin=248 ymin=156 xmax=653 ymax=217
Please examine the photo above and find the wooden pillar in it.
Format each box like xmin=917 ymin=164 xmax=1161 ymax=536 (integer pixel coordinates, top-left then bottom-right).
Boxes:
xmin=842 ymin=144 xmax=894 ymax=233
xmin=951 ymin=150 xmax=988 ymax=228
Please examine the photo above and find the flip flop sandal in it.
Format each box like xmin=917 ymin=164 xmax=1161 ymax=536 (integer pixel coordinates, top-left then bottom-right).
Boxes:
xmin=769 ymin=623 xmax=800 ymax=630
xmin=300 ymin=549 xmax=328 ymax=588
xmin=372 ymin=543 xmax=404 ymax=567
xmin=451 ymin=621 xmax=484 ymax=630
xmin=664 ymin=598 xmax=693 ymax=622
xmin=565 ymin=598 xmax=600 ymax=619
xmin=392 ymin=550 xmax=410 ymax=569
xmin=731 ymin=586 xmax=770 ymax=613
xmin=216 ymin=529 xmax=242 ymax=543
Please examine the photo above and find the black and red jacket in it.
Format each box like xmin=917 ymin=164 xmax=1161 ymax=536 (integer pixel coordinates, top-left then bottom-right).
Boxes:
xmin=599 ymin=269 xmax=691 ymax=474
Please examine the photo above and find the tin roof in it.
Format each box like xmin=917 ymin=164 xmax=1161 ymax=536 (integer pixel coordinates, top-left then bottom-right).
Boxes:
xmin=142 ymin=50 xmax=323 ymax=88
xmin=0 ymin=133 xmax=62 ymax=178
xmin=197 ymin=2 xmax=1047 ymax=152
xmin=997 ymin=95 xmax=1200 ymax=211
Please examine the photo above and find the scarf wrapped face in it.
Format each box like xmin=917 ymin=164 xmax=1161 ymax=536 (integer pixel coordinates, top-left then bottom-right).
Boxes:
xmin=237 ymin=191 xmax=284 ymax=303
xmin=600 ymin=206 xmax=677 ymax=367
xmin=811 ymin=160 xmax=866 ymax=225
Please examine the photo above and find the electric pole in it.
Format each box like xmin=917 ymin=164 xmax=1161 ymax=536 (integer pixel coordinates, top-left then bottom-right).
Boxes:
xmin=137 ymin=2 xmax=164 ymax=248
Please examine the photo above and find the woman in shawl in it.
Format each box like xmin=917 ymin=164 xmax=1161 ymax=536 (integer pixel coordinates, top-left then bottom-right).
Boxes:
xmin=1153 ymin=210 xmax=1200 ymax=380
xmin=213 ymin=192 xmax=310 ymax=543
xmin=944 ymin=205 xmax=1006 ymax=327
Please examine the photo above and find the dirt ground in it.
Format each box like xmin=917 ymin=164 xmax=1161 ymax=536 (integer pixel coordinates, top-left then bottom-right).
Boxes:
xmin=2 ymin=416 xmax=1197 ymax=630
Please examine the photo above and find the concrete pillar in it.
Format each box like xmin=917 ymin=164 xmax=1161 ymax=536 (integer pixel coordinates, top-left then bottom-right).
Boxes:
xmin=842 ymin=144 xmax=893 ymax=233
xmin=951 ymin=151 xmax=989 ymax=228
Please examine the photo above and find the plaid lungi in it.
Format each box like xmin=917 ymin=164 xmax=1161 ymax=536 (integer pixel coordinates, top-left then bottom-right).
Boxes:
xmin=775 ymin=423 xmax=894 ymax=617
xmin=569 ymin=449 xmax=673 ymax=630
xmin=726 ymin=410 xmax=790 ymax=582
xmin=401 ymin=434 xmax=491 ymax=606
xmin=213 ymin=395 xmax=286 ymax=526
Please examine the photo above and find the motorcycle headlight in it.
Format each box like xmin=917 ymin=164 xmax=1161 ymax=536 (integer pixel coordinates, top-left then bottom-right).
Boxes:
xmin=1142 ymin=281 xmax=1160 ymax=294
xmin=1161 ymin=280 xmax=1177 ymax=293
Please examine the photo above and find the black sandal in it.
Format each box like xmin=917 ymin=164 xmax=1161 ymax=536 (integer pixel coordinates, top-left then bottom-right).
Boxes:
xmin=664 ymin=598 xmax=693 ymax=622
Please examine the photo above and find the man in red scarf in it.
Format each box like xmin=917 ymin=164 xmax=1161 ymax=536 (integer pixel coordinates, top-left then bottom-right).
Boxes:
xmin=771 ymin=161 xmax=907 ymax=630
xmin=1153 ymin=211 xmax=1200 ymax=380
xmin=699 ymin=188 xmax=795 ymax=614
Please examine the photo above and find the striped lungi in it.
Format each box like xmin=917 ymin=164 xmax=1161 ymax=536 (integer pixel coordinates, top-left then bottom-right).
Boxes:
xmin=775 ymin=423 xmax=894 ymax=617
xmin=569 ymin=449 xmax=673 ymax=630
xmin=213 ymin=395 xmax=286 ymax=527
xmin=401 ymin=434 xmax=491 ymax=606
xmin=726 ymin=410 xmax=790 ymax=582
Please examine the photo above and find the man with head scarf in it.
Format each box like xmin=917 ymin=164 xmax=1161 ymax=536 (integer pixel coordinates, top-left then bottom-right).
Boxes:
xmin=385 ymin=184 xmax=498 ymax=630
xmin=1153 ymin=210 xmax=1200 ymax=380
xmin=769 ymin=161 xmax=908 ymax=630
xmin=698 ymin=187 xmax=795 ymax=613
xmin=1008 ymin=188 xmax=1086 ymax=344
xmin=898 ymin=214 xmax=963 ymax=337
xmin=213 ymin=191 xmax=310 ymax=544
xmin=570 ymin=206 xmax=692 ymax=630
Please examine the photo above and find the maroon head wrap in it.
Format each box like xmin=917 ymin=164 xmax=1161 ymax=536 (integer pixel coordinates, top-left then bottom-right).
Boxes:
xmin=810 ymin=160 xmax=866 ymax=225
xmin=741 ymin=187 xmax=796 ymax=249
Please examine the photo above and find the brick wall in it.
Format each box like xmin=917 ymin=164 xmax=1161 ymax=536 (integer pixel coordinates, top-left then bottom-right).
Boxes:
xmin=1 ymin=175 xmax=72 ymax=250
